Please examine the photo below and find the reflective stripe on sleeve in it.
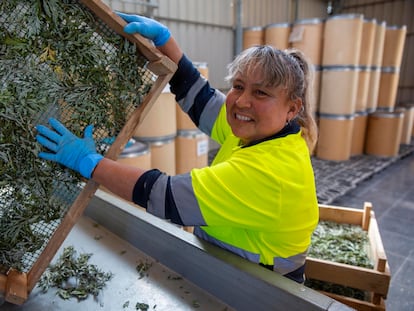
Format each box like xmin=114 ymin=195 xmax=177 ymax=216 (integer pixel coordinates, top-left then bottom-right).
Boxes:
xmin=170 ymin=174 xmax=207 ymax=225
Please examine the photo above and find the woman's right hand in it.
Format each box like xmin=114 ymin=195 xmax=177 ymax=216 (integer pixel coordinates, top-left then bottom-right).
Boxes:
xmin=116 ymin=12 xmax=171 ymax=47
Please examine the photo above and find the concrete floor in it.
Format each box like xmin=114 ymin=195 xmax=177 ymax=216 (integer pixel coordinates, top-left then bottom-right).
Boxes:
xmin=331 ymin=151 xmax=414 ymax=311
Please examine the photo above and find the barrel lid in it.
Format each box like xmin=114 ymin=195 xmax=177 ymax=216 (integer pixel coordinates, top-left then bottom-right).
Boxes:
xmin=243 ymin=26 xmax=263 ymax=31
xmin=177 ymin=129 xmax=207 ymax=138
xmin=381 ymin=66 xmax=400 ymax=73
xmin=356 ymin=65 xmax=371 ymax=71
xmin=327 ymin=13 xmax=363 ymax=21
xmin=193 ymin=61 xmax=208 ymax=68
xmin=293 ymin=18 xmax=323 ymax=25
xmin=265 ymin=22 xmax=291 ymax=28
xmin=318 ymin=113 xmax=355 ymax=120
xmin=370 ymin=66 xmax=382 ymax=71
xmin=120 ymin=139 xmax=149 ymax=158
xmin=387 ymin=24 xmax=407 ymax=30
xmin=313 ymin=65 xmax=323 ymax=71
xmin=355 ymin=110 xmax=369 ymax=116
xmin=371 ymin=110 xmax=404 ymax=118
xmin=363 ymin=18 xmax=377 ymax=23
xmin=322 ymin=65 xmax=360 ymax=71
xmin=136 ymin=133 xmax=176 ymax=143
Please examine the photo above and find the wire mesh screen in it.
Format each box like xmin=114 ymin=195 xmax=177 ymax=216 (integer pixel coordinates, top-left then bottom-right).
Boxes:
xmin=0 ymin=0 xmax=160 ymax=279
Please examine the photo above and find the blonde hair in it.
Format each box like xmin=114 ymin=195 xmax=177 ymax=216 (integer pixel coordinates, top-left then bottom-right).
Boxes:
xmin=226 ymin=46 xmax=318 ymax=152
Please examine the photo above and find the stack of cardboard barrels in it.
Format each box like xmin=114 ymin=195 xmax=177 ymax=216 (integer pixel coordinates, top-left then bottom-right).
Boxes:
xmin=243 ymin=14 xmax=411 ymax=161
xmin=118 ymin=63 xmax=210 ymax=174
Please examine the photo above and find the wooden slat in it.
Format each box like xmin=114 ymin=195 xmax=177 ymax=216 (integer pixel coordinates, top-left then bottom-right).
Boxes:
xmin=80 ymin=0 xmax=176 ymax=76
xmin=5 ymin=270 xmax=27 ymax=305
xmin=80 ymin=0 xmax=159 ymax=62
xmin=318 ymin=204 xmax=364 ymax=225
xmin=321 ymin=291 xmax=386 ymax=311
xmin=0 ymin=274 xmax=7 ymax=299
xmin=362 ymin=202 xmax=372 ymax=231
xmin=368 ymin=213 xmax=388 ymax=273
xmin=305 ymin=257 xmax=390 ymax=296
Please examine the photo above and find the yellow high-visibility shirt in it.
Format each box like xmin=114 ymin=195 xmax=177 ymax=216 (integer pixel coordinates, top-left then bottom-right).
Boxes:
xmin=191 ymin=105 xmax=319 ymax=265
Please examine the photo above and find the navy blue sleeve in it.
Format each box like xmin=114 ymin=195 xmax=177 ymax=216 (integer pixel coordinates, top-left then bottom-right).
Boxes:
xmin=169 ymin=54 xmax=217 ymax=127
xmin=132 ymin=169 xmax=184 ymax=225
xmin=169 ymin=54 xmax=201 ymax=101
xmin=132 ymin=169 xmax=162 ymax=208
xmin=164 ymin=178 xmax=184 ymax=225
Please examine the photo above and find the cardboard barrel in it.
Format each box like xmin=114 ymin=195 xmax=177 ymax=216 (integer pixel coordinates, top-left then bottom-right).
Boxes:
xmin=134 ymin=89 xmax=177 ymax=138
xmin=382 ymin=25 xmax=407 ymax=68
xmin=371 ymin=21 xmax=387 ymax=67
xmin=397 ymin=104 xmax=414 ymax=144
xmin=365 ymin=111 xmax=404 ymax=157
xmin=351 ymin=111 xmax=369 ymax=156
xmin=359 ymin=18 xmax=377 ymax=67
xmin=193 ymin=61 xmax=209 ymax=79
xmin=139 ymin=136 xmax=176 ymax=175
xmin=319 ymin=66 xmax=359 ymax=115
xmin=377 ymin=67 xmax=400 ymax=110
xmin=243 ymin=26 xmax=264 ymax=50
xmin=312 ymin=66 xmax=322 ymax=115
xmin=355 ymin=66 xmax=371 ymax=112
xmin=176 ymin=62 xmax=209 ymax=132
xmin=264 ymin=22 xmax=291 ymax=50
xmin=117 ymin=139 xmax=151 ymax=170
xmin=289 ymin=18 xmax=324 ymax=66
xmin=316 ymin=114 xmax=355 ymax=161
xmin=366 ymin=67 xmax=381 ymax=113
xmin=175 ymin=130 xmax=209 ymax=174
xmin=322 ymin=14 xmax=363 ymax=66
xmin=366 ymin=21 xmax=386 ymax=113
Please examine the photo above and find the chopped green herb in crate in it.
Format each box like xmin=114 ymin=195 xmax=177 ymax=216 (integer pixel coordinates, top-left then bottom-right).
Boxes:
xmin=305 ymin=203 xmax=391 ymax=311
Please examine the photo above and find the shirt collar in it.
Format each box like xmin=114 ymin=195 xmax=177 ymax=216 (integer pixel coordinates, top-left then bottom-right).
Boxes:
xmin=242 ymin=120 xmax=300 ymax=148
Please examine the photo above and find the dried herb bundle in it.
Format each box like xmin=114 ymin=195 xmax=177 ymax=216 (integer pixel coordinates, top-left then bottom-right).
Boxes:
xmin=38 ymin=246 xmax=113 ymax=300
xmin=0 ymin=0 xmax=153 ymax=272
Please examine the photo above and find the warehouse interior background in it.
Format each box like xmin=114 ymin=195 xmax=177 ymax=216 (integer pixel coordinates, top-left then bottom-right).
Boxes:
xmin=105 ymin=0 xmax=413 ymax=104
xmin=2 ymin=0 xmax=411 ymax=310
xmin=100 ymin=1 xmax=414 ymax=311
xmin=98 ymin=0 xmax=414 ymax=311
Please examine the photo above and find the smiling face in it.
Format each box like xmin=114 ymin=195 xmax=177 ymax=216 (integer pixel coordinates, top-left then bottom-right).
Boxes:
xmin=226 ymin=67 xmax=300 ymax=145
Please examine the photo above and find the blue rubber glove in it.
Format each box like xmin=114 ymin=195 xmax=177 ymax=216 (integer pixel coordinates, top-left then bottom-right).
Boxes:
xmin=116 ymin=12 xmax=171 ymax=46
xmin=36 ymin=118 xmax=103 ymax=179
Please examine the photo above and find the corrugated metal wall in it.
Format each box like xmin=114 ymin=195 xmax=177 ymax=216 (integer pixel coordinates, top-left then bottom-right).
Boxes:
xmin=242 ymin=0 xmax=327 ymax=26
xmin=104 ymin=0 xmax=327 ymax=89
xmin=105 ymin=0 xmax=234 ymax=89
xmin=339 ymin=0 xmax=414 ymax=104
xmin=156 ymin=0 xmax=234 ymax=90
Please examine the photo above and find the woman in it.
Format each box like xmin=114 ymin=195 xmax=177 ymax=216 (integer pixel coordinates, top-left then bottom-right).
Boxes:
xmin=36 ymin=13 xmax=319 ymax=283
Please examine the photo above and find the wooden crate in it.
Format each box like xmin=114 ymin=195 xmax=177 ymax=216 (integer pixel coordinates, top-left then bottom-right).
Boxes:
xmin=0 ymin=0 xmax=176 ymax=305
xmin=305 ymin=202 xmax=391 ymax=311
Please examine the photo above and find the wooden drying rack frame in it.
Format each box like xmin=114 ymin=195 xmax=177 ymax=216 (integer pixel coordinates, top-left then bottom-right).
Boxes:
xmin=0 ymin=0 xmax=177 ymax=305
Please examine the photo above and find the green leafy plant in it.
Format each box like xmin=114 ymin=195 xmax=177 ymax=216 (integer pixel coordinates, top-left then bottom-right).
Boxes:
xmin=0 ymin=0 xmax=153 ymax=272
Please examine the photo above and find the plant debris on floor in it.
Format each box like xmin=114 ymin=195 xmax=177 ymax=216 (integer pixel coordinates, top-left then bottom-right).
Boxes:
xmin=38 ymin=246 xmax=113 ymax=300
